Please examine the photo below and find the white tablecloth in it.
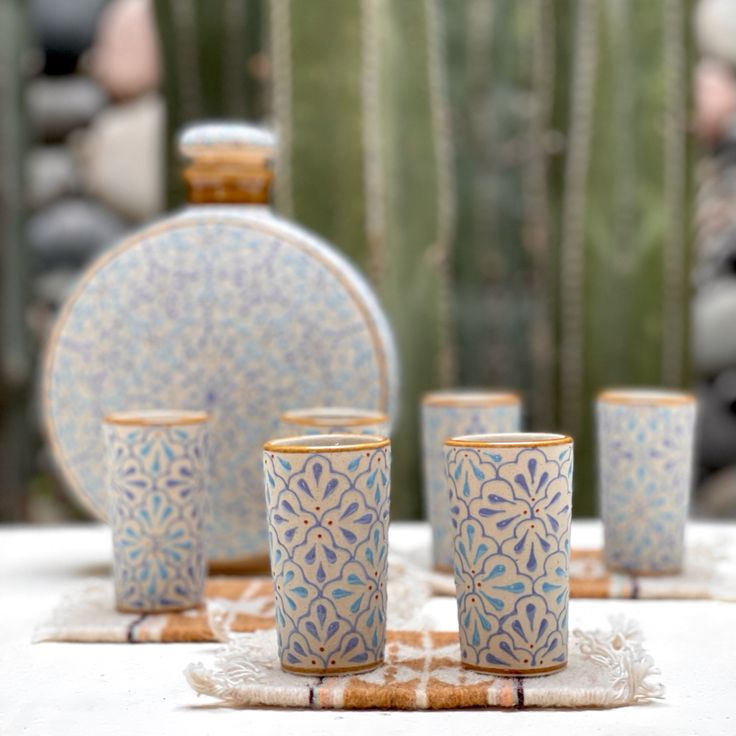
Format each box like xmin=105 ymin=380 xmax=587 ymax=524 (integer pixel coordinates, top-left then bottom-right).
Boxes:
xmin=1 ymin=521 xmax=734 ymax=734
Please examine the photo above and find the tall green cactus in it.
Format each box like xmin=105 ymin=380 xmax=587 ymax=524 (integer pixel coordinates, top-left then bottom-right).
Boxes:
xmin=271 ymin=0 xmax=453 ymax=518
xmin=551 ymin=0 xmax=694 ymax=512
xmin=0 ymin=0 xmax=30 ymax=521
xmin=153 ymin=0 xmax=267 ymax=205
xmin=152 ymin=0 xmax=694 ymax=518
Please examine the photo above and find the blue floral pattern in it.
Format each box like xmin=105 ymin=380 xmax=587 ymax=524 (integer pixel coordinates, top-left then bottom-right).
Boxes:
xmin=105 ymin=422 xmax=209 ymax=611
xmin=422 ymin=401 xmax=521 ymax=569
xmin=445 ymin=441 xmax=573 ymax=674
xmin=597 ymin=400 xmax=696 ymax=573
xmin=44 ymin=212 xmax=399 ymax=566
xmin=264 ymin=445 xmax=390 ymax=674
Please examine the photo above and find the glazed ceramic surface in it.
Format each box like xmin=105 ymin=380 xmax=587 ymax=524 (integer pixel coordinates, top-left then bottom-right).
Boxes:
xmin=43 ymin=208 xmax=399 ymax=566
xmin=445 ymin=433 xmax=573 ymax=676
xmin=280 ymin=407 xmax=390 ymax=438
xmin=597 ymin=389 xmax=697 ymax=574
xmin=104 ymin=411 xmax=209 ymax=612
xmin=263 ymin=434 xmax=390 ymax=675
xmin=422 ymin=392 xmax=522 ymax=570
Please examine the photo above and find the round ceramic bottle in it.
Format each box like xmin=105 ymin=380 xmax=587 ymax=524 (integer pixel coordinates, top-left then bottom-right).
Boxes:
xmin=43 ymin=122 xmax=399 ymax=572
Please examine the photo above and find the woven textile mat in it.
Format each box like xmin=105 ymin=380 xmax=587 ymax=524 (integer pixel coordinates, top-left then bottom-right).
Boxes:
xmin=34 ymin=577 xmax=275 ymax=643
xmin=33 ymin=560 xmax=429 ymax=643
xmin=185 ymin=619 xmax=664 ymax=710
xmin=34 ymin=536 xmax=736 ymax=644
xmin=429 ymin=544 xmax=736 ymax=600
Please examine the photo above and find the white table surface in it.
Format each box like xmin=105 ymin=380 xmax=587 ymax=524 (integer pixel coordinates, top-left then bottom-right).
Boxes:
xmin=1 ymin=521 xmax=735 ymax=735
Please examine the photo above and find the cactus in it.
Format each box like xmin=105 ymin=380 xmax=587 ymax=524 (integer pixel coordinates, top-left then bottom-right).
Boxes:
xmin=0 ymin=0 xmax=30 ymax=521
xmin=152 ymin=0 xmax=693 ymax=518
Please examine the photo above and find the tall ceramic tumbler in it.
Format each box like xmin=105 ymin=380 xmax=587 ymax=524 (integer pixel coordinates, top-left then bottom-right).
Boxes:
xmin=103 ymin=410 xmax=209 ymax=612
xmin=597 ymin=389 xmax=697 ymax=574
xmin=263 ymin=434 xmax=390 ymax=675
xmin=445 ymin=433 xmax=573 ymax=676
xmin=422 ymin=391 xmax=522 ymax=571
xmin=281 ymin=407 xmax=390 ymax=437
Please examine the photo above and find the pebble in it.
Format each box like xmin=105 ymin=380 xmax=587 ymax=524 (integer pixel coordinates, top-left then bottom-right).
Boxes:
xmin=697 ymin=0 xmax=736 ymax=65
xmin=26 ymin=146 xmax=81 ymax=209
xmin=693 ymin=278 xmax=736 ymax=374
xmin=76 ymin=94 xmax=164 ymax=221
xmin=29 ymin=0 xmax=108 ymax=75
xmin=26 ymin=76 xmax=107 ymax=141
xmin=91 ymin=0 xmax=161 ymax=100
xmin=26 ymin=197 xmax=129 ymax=269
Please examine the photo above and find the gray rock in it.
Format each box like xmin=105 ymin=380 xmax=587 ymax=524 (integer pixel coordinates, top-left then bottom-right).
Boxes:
xmin=33 ymin=268 xmax=80 ymax=306
xmin=697 ymin=0 xmax=736 ymax=65
xmin=77 ymin=94 xmax=164 ymax=221
xmin=695 ymin=465 xmax=736 ymax=518
xmin=26 ymin=76 xmax=107 ymax=141
xmin=696 ymin=377 xmax=736 ymax=470
xmin=26 ymin=197 xmax=128 ymax=268
xmin=693 ymin=279 xmax=736 ymax=374
xmin=26 ymin=146 xmax=81 ymax=209
xmin=29 ymin=0 xmax=108 ymax=74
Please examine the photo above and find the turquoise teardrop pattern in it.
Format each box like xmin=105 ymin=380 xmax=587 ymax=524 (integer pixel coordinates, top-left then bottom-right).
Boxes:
xmin=264 ymin=444 xmax=390 ymax=673
xmin=446 ymin=443 xmax=573 ymax=672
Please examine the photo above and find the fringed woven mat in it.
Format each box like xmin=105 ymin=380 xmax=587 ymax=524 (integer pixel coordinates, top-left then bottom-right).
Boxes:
xmin=33 ymin=559 xmax=429 ymax=643
xmin=185 ymin=618 xmax=664 ymax=710
xmin=428 ymin=545 xmax=736 ymax=600
xmin=34 ymin=539 xmax=736 ymax=644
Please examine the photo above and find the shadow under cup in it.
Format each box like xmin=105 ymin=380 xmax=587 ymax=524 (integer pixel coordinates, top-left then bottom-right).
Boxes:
xmin=444 ymin=432 xmax=573 ymax=677
xmin=263 ymin=433 xmax=391 ymax=676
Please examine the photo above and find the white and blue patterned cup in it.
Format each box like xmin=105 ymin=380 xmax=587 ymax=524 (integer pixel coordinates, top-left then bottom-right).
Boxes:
xmin=281 ymin=407 xmax=390 ymax=438
xmin=597 ymin=388 xmax=697 ymax=575
xmin=422 ymin=391 xmax=522 ymax=571
xmin=263 ymin=434 xmax=390 ymax=676
xmin=104 ymin=410 xmax=209 ymax=612
xmin=445 ymin=433 xmax=573 ymax=676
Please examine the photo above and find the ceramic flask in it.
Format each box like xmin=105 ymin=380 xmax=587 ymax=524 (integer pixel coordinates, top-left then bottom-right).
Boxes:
xmin=103 ymin=410 xmax=209 ymax=613
xmin=280 ymin=407 xmax=390 ymax=438
xmin=444 ymin=433 xmax=573 ymax=676
xmin=263 ymin=434 xmax=391 ymax=675
xmin=422 ymin=391 xmax=522 ymax=571
xmin=597 ymin=388 xmax=697 ymax=574
xmin=43 ymin=122 xmax=398 ymax=573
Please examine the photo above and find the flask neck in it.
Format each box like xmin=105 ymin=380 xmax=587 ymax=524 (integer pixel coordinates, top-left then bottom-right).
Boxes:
xmin=183 ymin=159 xmax=273 ymax=205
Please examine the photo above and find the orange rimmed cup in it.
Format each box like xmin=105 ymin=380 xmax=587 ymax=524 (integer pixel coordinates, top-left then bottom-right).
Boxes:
xmin=421 ymin=390 xmax=522 ymax=571
xmin=444 ymin=432 xmax=573 ymax=676
xmin=103 ymin=410 xmax=209 ymax=613
xmin=263 ymin=433 xmax=390 ymax=675
xmin=597 ymin=388 xmax=697 ymax=575
xmin=280 ymin=406 xmax=390 ymax=438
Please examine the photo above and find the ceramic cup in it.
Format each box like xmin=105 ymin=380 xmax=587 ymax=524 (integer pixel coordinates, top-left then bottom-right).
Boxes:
xmin=280 ymin=407 xmax=390 ymax=438
xmin=444 ymin=433 xmax=573 ymax=676
xmin=103 ymin=410 xmax=209 ymax=612
xmin=263 ymin=434 xmax=390 ymax=676
xmin=422 ymin=391 xmax=522 ymax=571
xmin=597 ymin=388 xmax=697 ymax=575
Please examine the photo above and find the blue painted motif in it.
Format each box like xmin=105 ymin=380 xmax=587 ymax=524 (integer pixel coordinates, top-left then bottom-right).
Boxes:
xmin=445 ymin=442 xmax=572 ymax=673
xmin=45 ymin=212 xmax=399 ymax=565
xmin=264 ymin=445 xmax=390 ymax=673
xmin=597 ymin=400 xmax=696 ymax=573
xmin=422 ymin=401 xmax=521 ymax=570
xmin=105 ymin=422 xmax=209 ymax=611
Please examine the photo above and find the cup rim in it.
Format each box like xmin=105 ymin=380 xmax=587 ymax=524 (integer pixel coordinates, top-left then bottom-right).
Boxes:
xmin=281 ymin=406 xmax=389 ymax=428
xmin=444 ymin=432 xmax=572 ymax=448
xmin=103 ymin=409 xmax=209 ymax=426
xmin=422 ymin=389 xmax=521 ymax=408
xmin=597 ymin=388 xmax=695 ymax=406
xmin=264 ymin=433 xmax=390 ymax=453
